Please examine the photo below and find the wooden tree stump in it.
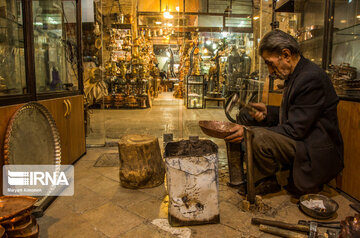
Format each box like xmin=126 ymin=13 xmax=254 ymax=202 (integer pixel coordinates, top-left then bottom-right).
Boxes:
xmin=118 ymin=134 xmax=165 ymax=189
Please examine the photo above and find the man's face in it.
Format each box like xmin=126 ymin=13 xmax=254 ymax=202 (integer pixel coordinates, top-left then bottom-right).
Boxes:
xmin=261 ymin=50 xmax=292 ymax=80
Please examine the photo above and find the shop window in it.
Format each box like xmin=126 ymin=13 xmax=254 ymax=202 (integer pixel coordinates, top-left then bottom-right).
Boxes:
xmin=0 ymin=0 xmax=26 ymax=96
xmin=185 ymin=0 xmax=205 ymax=13
xmin=231 ymin=0 xmax=252 ymax=15
xmin=33 ymin=0 xmax=78 ymax=93
xmin=225 ymin=17 xmax=252 ymax=28
xmin=208 ymin=0 xmax=230 ymax=14
xmin=138 ymin=0 xmax=161 ymax=12
xmin=330 ymin=0 xmax=360 ymax=98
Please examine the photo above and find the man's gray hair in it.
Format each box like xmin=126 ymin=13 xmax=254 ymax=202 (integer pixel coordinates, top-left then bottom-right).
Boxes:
xmin=259 ymin=29 xmax=301 ymax=56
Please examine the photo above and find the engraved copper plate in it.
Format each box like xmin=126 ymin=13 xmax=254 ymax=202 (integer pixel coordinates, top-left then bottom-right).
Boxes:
xmin=0 ymin=225 xmax=4 ymax=237
xmin=3 ymin=102 xmax=61 ymax=206
xmin=199 ymin=120 xmax=237 ymax=139
xmin=0 ymin=196 xmax=36 ymax=222
xmin=4 ymin=102 xmax=61 ymax=165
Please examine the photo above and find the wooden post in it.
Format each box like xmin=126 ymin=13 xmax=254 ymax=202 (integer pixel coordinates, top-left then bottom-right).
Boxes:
xmin=244 ymin=127 xmax=255 ymax=204
xmin=118 ymin=134 xmax=165 ymax=189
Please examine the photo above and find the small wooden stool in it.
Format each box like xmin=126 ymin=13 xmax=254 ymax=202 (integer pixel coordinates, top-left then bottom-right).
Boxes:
xmin=118 ymin=134 xmax=165 ymax=189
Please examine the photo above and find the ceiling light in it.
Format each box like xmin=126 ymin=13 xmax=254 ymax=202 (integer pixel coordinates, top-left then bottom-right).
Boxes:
xmin=167 ymin=23 xmax=173 ymax=27
xmin=221 ymin=31 xmax=229 ymax=37
xmin=357 ymin=15 xmax=360 ymax=19
xmin=176 ymin=6 xmax=180 ymax=11
xmin=204 ymin=49 xmax=208 ymax=53
xmin=206 ymin=40 xmax=211 ymax=45
xmin=156 ymin=21 xmax=162 ymax=24
xmin=340 ymin=20 xmax=347 ymax=23
xmin=253 ymin=16 xmax=259 ymax=20
xmin=164 ymin=11 xmax=173 ymax=19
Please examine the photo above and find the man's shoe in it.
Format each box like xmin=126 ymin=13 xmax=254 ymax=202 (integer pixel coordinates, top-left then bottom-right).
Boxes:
xmin=237 ymin=177 xmax=281 ymax=196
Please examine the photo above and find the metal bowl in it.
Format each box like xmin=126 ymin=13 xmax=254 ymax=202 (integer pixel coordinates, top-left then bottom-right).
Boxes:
xmin=299 ymin=194 xmax=339 ymax=219
xmin=199 ymin=120 xmax=237 ymax=139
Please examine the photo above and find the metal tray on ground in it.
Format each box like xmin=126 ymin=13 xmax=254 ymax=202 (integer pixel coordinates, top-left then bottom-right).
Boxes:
xmin=299 ymin=194 xmax=339 ymax=219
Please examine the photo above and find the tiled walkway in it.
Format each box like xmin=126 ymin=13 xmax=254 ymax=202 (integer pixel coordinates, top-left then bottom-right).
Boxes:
xmin=38 ymin=93 xmax=356 ymax=237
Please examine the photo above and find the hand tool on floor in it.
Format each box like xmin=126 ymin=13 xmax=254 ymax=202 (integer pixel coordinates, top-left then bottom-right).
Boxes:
xmin=308 ymin=222 xmax=317 ymax=238
xmin=259 ymin=224 xmax=308 ymax=238
xmin=298 ymin=220 xmax=341 ymax=230
xmin=252 ymin=218 xmax=310 ymax=233
xmin=252 ymin=218 xmax=318 ymax=238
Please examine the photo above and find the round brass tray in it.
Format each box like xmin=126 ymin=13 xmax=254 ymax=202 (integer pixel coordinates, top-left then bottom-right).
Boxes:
xmin=4 ymin=102 xmax=61 ymax=165
xmin=3 ymin=102 xmax=61 ymax=204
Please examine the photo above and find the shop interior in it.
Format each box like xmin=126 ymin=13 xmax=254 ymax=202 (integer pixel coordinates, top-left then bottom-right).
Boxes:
xmin=0 ymin=0 xmax=360 ymax=237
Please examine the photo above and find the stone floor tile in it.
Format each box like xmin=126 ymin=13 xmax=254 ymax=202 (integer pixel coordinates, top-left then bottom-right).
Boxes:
xmin=39 ymin=220 xmax=108 ymax=238
xmin=81 ymin=173 xmax=119 ymax=195
xmin=139 ymin=184 xmax=168 ymax=200
xmin=126 ymin=197 xmax=167 ymax=221
xmin=60 ymin=184 xmax=110 ymax=214
xmin=219 ymin=202 xmax=254 ymax=232
xmin=92 ymin=167 xmax=120 ymax=183
xmin=38 ymin=205 xmax=108 ymax=238
xmin=109 ymin=186 xmax=153 ymax=208
xmin=74 ymin=168 xmax=104 ymax=186
xmin=80 ymin=202 xmax=144 ymax=237
xmin=190 ymin=223 xmax=243 ymax=238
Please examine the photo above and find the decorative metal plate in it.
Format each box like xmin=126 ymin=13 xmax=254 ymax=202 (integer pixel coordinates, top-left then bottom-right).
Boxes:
xmin=0 ymin=196 xmax=37 ymax=222
xmin=4 ymin=102 xmax=61 ymax=166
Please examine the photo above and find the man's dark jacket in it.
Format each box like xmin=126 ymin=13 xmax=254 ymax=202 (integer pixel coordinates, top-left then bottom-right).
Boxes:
xmin=264 ymin=56 xmax=344 ymax=192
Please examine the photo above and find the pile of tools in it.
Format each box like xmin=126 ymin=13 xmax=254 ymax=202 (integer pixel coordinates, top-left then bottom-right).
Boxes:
xmin=252 ymin=217 xmax=341 ymax=238
xmin=0 ymin=196 xmax=39 ymax=238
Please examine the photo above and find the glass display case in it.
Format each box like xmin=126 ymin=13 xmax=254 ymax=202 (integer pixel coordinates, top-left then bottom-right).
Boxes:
xmin=0 ymin=0 xmax=26 ymax=96
xmin=275 ymin=1 xmax=326 ymax=67
xmin=0 ymin=0 xmax=82 ymax=106
xmin=269 ymin=0 xmax=327 ymax=92
xmin=329 ymin=0 xmax=360 ymax=99
xmin=186 ymin=75 xmax=204 ymax=109
xmin=33 ymin=0 xmax=79 ymax=93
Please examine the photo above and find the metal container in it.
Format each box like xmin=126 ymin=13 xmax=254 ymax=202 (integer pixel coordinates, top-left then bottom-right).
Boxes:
xmin=164 ymin=139 xmax=220 ymax=226
xmin=299 ymin=194 xmax=339 ymax=219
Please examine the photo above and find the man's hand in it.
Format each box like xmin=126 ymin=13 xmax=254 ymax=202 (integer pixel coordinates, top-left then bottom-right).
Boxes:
xmin=224 ymin=124 xmax=244 ymax=143
xmin=249 ymin=102 xmax=267 ymax=122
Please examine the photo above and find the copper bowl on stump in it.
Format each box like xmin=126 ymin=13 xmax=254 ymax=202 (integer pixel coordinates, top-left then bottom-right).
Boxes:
xmin=199 ymin=120 xmax=237 ymax=139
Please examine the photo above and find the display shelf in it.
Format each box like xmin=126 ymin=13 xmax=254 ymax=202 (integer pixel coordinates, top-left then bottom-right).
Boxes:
xmin=298 ymin=35 xmax=323 ymax=44
xmin=333 ymin=24 xmax=360 ymax=45
xmin=186 ymin=75 xmax=204 ymax=109
xmin=334 ymin=24 xmax=360 ymax=36
xmin=111 ymin=23 xmax=132 ymax=29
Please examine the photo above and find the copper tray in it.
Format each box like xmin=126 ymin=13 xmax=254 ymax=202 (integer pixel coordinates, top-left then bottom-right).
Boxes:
xmin=8 ymin=217 xmax=38 ymax=238
xmin=3 ymin=214 xmax=31 ymax=231
xmin=0 ymin=209 xmax=32 ymax=226
xmin=6 ymin=216 xmax=36 ymax=237
xmin=0 ymin=226 xmax=4 ymax=237
xmin=199 ymin=120 xmax=237 ymax=139
xmin=0 ymin=196 xmax=36 ymax=222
